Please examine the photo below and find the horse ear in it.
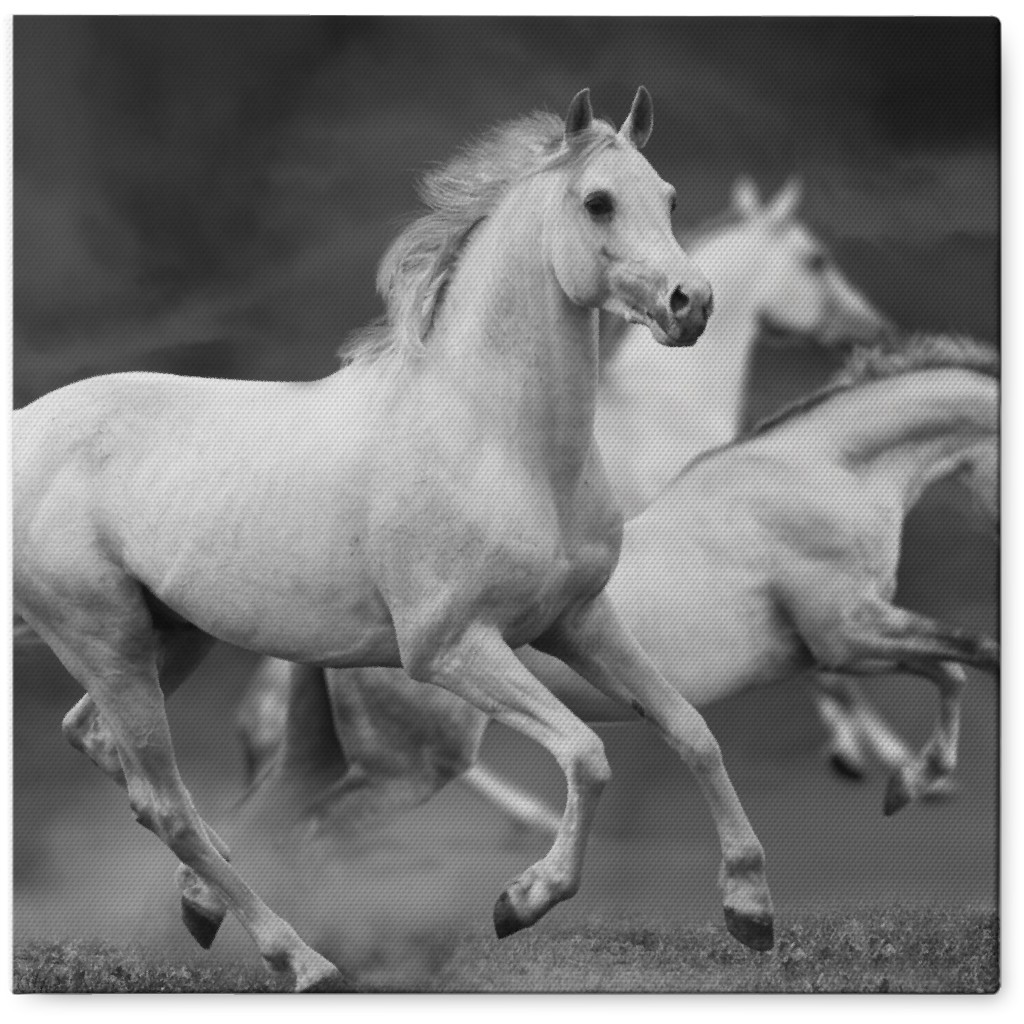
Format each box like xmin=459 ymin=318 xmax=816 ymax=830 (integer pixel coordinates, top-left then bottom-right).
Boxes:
xmin=564 ymin=89 xmax=594 ymax=143
xmin=732 ymin=177 xmax=762 ymax=218
xmin=765 ymin=178 xmax=803 ymax=223
xmin=618 ymin=86 xmax=653 ymax=149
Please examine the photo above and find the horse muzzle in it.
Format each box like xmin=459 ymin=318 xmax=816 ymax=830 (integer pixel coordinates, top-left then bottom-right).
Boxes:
xmin=652 ymin=284 xmax=714 ymax=347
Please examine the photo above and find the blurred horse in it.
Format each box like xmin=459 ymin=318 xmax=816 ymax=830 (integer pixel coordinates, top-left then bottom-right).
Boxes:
xmin=15 ymin=88 xmax=778 ymax=990
xmin=242 ymin=333 xmax=998 ymax=883
xmin=238 ymin=178 xmax=903 ymax=829
xmin=591 ymin=333 xmax=998 ymax=816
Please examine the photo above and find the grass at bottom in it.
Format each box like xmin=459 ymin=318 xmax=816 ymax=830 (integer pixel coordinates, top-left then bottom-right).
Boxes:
xmin=434 ymin=904 xmax=998 ymax=993
xmin=13 ymin=905 xmax=997 ymax=994
xmin=12 ymin=941 xmax=291 ymax=994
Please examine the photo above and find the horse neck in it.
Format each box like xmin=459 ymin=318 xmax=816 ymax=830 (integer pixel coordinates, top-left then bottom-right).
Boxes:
xmin=596 ymin=224 xmax=764 ymax=515
xmin=778 ymin=368 xmax=999 ymax=513
xmin=424 ymin=178 xmax=600 ymax=478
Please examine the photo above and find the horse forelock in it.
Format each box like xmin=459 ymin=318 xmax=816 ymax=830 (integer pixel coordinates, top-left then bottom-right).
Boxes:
xmin=748 ymin=333 xmax=999 ymax=437
xmin=339 ymin=112 xmax=619 ymax=365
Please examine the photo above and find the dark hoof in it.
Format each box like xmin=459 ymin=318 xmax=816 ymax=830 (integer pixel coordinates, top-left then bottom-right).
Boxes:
xmin=829 ymin=753 xmax=865 ymax=782
xmin=493 ymin=890 xmax=527 ymax=939
xmin=883 ymin=771 xmax=912 ymax=816
xmin=724 ymin=906 xmax=774 ymax=952
xmin=181 ymin=895 xmax=225 ymax=950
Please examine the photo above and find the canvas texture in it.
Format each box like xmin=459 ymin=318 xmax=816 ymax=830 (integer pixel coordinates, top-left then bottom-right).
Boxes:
xmin=11 ymin=16 xmax=999 ymax=994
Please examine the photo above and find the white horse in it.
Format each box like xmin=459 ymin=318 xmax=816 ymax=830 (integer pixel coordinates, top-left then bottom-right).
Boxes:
xmin=557 ymin=333 xmax=998 ymax=817
xmin=237 ymin=334 xmax=998 ymax=894
xmin=236 ymin=177 xmax=902 ymax=832
xmin=14 ymin=88 xmax=778 ymax=991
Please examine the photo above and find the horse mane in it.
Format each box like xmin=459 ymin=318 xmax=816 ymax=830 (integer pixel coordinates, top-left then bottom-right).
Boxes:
xmin=747 ymin=333 xmax=999 ymax=438
xmin=340 ymin=111 xmax=620 ymax=365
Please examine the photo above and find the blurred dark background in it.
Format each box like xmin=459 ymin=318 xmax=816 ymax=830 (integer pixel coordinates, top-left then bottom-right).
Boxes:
xmin=12 ymin=16 xmax=999 ymax=982
xmin=13 ymin=16 xmax=998 ymax=403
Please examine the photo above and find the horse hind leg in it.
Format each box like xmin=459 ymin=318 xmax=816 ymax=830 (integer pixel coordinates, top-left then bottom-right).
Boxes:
xmin=813 ymin=673 xmax=956 ymax=801
xmin=60 ymin=628 xmax=233 ymax=950
xmin=29 ymin=584 xmax=343 ymax=991
xmin=820 ymin=601 xmax=985 ymax=815
xmin=881 ymin=660 xmax=965 ymax=816
xmin=813 ymin=674 xmax=875 ymax=780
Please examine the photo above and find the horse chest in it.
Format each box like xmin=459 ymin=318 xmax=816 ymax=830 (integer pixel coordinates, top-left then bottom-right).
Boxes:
xmin=488 ymin=494 xmax=620 ymax=607
xmin=381 ymin=467 xmax=621 ymax=647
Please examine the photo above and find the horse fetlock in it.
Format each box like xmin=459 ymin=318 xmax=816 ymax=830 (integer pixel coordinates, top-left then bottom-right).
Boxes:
xmin=720 ymin=846 xmax=768 ymax=907
xmin=128 ymin=789 xmax=200 ymax=849
xmin=923 ymin=738 xmax=957 ymax=780
xmin=721 ymin=849 xmax=774 ymax=952
xmin=575 ymin=739 xmax=611 ymax=791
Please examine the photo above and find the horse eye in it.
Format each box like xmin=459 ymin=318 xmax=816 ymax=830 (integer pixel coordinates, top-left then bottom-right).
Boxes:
xmin=584 ymin=192 xmax=614 ymax=218
xmin=806 ymin=253 xmax=828 ymax=272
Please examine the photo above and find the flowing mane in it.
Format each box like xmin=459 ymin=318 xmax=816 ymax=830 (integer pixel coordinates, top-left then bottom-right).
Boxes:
xmin=677 ymin=333 xmax=999 ymax=478
xmin=341 ymin=111 xmax=620 ymax=364
xmin=748 ymin=333 xmax=1000 ymax=437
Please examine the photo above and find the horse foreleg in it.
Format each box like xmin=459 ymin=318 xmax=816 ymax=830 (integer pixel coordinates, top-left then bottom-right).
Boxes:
xmin=403 ymin=624 xmax=611 ymax=937
xmin=535 ymin=593 xmax=774 ymax=952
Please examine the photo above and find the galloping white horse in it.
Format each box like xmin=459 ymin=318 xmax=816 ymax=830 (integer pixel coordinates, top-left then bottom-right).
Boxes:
xmin=236 ymin=178 xmax=901 ymax=832
xmin=15 ymin=89 xmax=777 ymax=990
xmin=237 ymin=334 xmax=998 ymax=882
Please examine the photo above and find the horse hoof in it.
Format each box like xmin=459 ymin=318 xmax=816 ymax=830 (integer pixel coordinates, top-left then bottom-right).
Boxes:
xmin=724 ymin=907 xmax=774 ymax=952
xmin=299 ymin=968 xmax=355 ymax=993
xmin=180 ymin=895 xmax=225 ymax=950
xmin=883 ymin=771 xmax=913 ymax=816
xmin=493 ymin=890 xmax=527 ymax=939
xmin=829 ymin=753 xmax=865 ymax=782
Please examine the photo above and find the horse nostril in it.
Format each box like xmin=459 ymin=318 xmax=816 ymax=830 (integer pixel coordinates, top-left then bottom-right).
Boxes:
xmin=670 ymin=287 xmax=690 ymax=317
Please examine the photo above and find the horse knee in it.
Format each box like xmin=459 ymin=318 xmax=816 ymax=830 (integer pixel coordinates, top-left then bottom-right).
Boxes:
xmin=679 ymin=726 xmax=724 ymax=777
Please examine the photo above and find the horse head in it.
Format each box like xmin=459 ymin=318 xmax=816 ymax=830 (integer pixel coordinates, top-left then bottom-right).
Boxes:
xmin=550 ymin=88 xmax=713 ymax=347
xmin=731 ymin=177 xmax=894 ymax=346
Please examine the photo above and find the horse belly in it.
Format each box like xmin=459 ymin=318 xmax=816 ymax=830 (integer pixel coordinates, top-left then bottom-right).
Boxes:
xmin=612 ymin=554 xmax=810 ymax=707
